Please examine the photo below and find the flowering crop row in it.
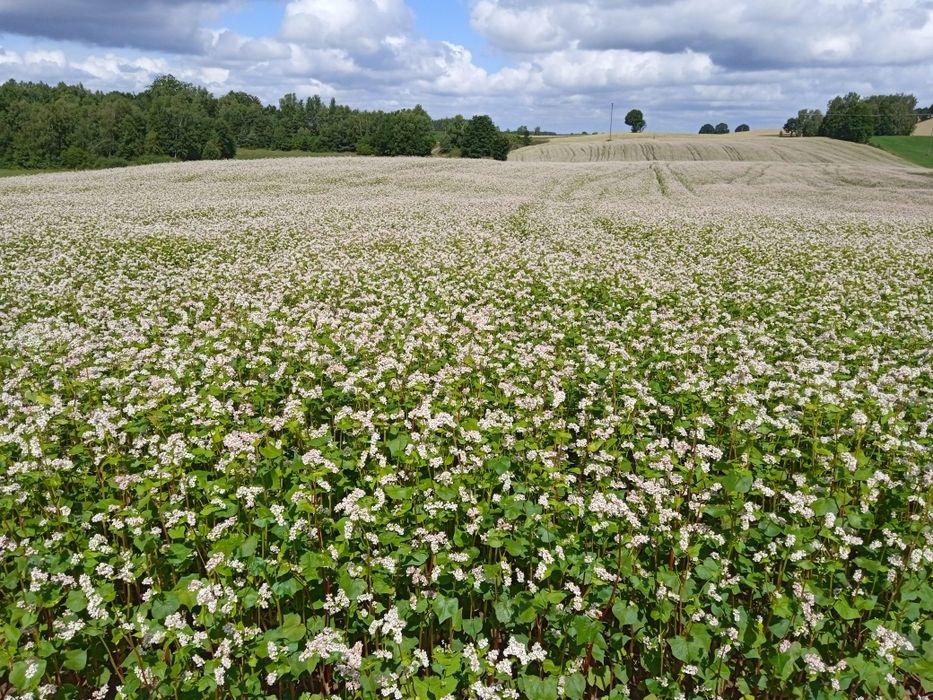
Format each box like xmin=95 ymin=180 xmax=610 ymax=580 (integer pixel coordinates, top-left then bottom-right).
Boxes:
xmin=0 ymin=158 xmax=931 ymax=699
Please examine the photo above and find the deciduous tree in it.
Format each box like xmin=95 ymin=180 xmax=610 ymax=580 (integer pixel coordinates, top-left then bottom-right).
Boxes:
xmin=820 ymin=92 xmax=876 ymax=143
xmin=516 ymin=125 xmax=531 ymax=146
xmin=864 ymin=94 xmax=917 ymax=136
xmin=624 ymin=109 xmax=646 ymax=133
xmin=461 ymin=115 xmax=510 ymax=161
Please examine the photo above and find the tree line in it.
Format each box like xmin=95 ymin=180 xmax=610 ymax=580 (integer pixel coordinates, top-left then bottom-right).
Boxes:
xmin=783 ymin=93 xmax=928 ymax=143
xmin=0 ymin=76 xmax=516 ymax=170
xmin=698 ymin=123 xmax=750 ymax=134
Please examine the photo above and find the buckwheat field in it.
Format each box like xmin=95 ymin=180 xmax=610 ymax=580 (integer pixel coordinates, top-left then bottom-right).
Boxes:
xmin=1 ymin=155 xmax=932 ymax=700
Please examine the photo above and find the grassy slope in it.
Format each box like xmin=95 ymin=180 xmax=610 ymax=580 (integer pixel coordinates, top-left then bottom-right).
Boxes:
xmin=235 ymin=148 xmax=351 ymax=160
xmin=0 ymin=167 xmax=65 ymax=178
xmin=1 ymin=150 xmax=344 ymax=177
xmin=870 ymin=136 xmax=933 ymax=168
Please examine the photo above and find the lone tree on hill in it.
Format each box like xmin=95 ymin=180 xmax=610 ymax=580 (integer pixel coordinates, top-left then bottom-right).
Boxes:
xmin=735 ymin=124 xmax=750 ymax=132
xmin=624 ymin=109 xmax=646 ymax=133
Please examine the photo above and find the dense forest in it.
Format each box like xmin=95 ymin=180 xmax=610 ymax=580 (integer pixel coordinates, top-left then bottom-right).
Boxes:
xmin=783 ymin=93 xmax=929 ymax=142
xmin=0 ymin=76 xmax=514 ymax=170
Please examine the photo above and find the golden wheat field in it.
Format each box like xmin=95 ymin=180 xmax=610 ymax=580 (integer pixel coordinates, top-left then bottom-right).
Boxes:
xmin=913 ymin=118 xmax=933 ymax=137
xmin=508 ymin=134 xmax=911 ymax=164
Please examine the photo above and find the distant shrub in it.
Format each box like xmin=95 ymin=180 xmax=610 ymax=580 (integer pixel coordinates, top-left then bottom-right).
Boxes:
xmin=61 ymin=146 xmax=91 ymax=169
xmin=293 ymin=127 xmax=315 ymax=152
xmin=735 ymin=124 xmax=750 ymax=132
xmin=201 ymin=138 xmax=222 ymax=160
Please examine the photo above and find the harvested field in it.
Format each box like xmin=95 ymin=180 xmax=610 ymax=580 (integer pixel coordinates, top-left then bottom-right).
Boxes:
xmin=509 ymin=135 xmax=909 ymax=165
xmin=914 ymin=118 xmax=933 ymax=137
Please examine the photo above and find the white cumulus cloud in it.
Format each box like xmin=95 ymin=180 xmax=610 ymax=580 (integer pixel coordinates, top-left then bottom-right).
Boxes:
xmin=469 ymin=0 xmax=933 ymax=69
xmin=280 ymin=0 xmax=412 ymax=52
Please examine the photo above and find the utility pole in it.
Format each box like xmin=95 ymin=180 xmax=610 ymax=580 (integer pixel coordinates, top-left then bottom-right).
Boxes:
xmin=609 ymin=102 xmax=614 ymax=141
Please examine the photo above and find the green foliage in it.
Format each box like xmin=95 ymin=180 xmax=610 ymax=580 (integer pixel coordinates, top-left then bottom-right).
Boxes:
xmin=864 ymin=94 xmax=918 ymax=136
xmin=317 ymin=100 xmax=361 ymax=152
xmin=370 ymin=106 xmax=435 ymax=157
xmin=516 ymin=125 xmax=532 ymax=146
xmin=61 ymin=144 xmax=91 ymax=169
xmin=292 ymin=127 xmax=315 ymax=152
xmin=0 ymin=77 xmax=553 ymax=168
xmin=438 ymin=115 xmax=467 ymax=154
xmin=791 ymin=92 xmax=921 ymax=143
xmin=0 ymin=77 xmax=235 ymax=169
xmin=821 ymin=93 xmax=876 ymax=143
xmin=788 ymin=94 xmax=917 ymax=142
xmin=143 ymin=76 xmax=219 ymax=160
xmin=218 ymin=91 xmax=269 ymax=148
xmin=201 ymin=137 xmax=222 ymax=160
xmin=461 ymin=115 xmax=511 ymax=160
xmin=783 ymin=111 xmax=819 ymax=138
xmin=0 ymin=77 xmax=449 ymax=172
xmin=700 ymin=121 xmax=733 ymax=135
xmin=735 ymin=123 xmax=750 ymax=132
xmin=624 ymin=108 xmax=646 ymax=133
xmin=795 ymin=109 xmax=824 ymax=137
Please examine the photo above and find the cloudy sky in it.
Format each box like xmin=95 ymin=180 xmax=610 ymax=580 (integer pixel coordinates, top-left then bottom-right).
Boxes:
xmin=1 ymin=0 xmax=931 ymax=132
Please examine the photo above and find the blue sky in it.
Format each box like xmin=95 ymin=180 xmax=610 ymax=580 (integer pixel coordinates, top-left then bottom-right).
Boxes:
xmin=0 ymin=1 xmax=930 ymax=132
xmin=212 ymin=1 xmax=283 ymax=39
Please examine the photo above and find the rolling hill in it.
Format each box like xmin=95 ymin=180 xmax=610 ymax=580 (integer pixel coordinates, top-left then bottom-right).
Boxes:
xmin=913 ymin=118 xmax=933 ymax=137
xmin=509 ymin=134 xmax=911 ymax=165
